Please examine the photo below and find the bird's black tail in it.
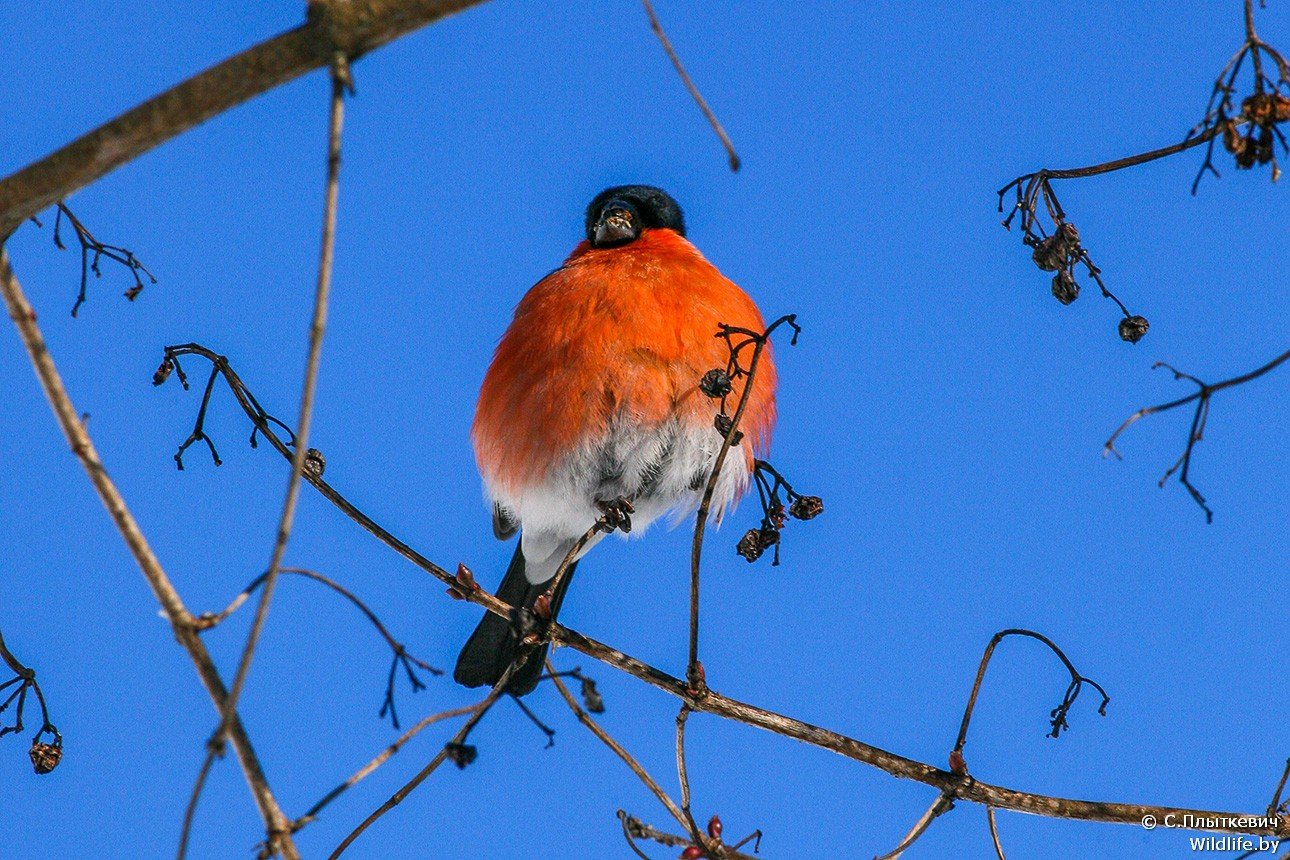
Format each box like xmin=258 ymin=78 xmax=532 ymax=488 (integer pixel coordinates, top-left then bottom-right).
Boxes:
xmin=453 ymin=543 xmax=577 ymax=696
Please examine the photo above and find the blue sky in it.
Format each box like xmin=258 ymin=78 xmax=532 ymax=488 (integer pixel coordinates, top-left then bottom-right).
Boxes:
xmin=2 ymin=1 xmax=1288 ymax=857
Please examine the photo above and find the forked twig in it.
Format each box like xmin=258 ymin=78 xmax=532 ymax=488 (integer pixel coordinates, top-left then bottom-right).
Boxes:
xmin=1104 ymin=349 xmax=1290 ymax=522
xmin=197 ymin=567 xmax=442 ymax=729
xmin=547 ymin=660 xmax=687 ymax=830
xmin=40 ymin=202 xmax=157 ymax=316
xmin=328 ymin=659 xmax=521 ymax=858
xmin=292 ymin=701 xmax=483 ymax=832
xmin=0 ymin=629 xmax=61 ymax=772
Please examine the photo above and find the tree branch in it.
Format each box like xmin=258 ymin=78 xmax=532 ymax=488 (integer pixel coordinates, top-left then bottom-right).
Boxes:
xmin=0 ymin=250 xmax=300 ymax=858
xmin=0 ymin=0 xmax=492 ymax=238
xmin=153 ymin=340 xmax=1290 ymax=844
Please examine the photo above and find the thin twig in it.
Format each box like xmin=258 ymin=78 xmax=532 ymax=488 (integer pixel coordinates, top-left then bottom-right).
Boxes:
xmin=198 ymin=566 xmax=440 ymax=729
xmin=328 ymin=663 xmax=518 ymax=858
xmin=987 ymin=806 xmax=1007 ymax=860
xmin=547 ymin=660 xmax=687 ymax=829
xmin=688 ymin=314 xmax=798 ymax=691
xmin=1104 ymin=349 xmax=1290 ymax=522
xmin=216 ymin=55 xmax=347 ymax=761
xmin=0 ymin=250 xmax=298 ymax=857
xmin=641 ymin=0 xmax=740 ymax=171
xmin=176 ymin=746 xmax=219 ymax=860
xmin=1269 ymin=759 xmax=1290 ymax=817
xmin=675 ymin=705 xmax=707 ymax=848
xmin=0 ymin=0 xmax=495 ymax=236
xmin=618 ymin=811 xmax=762 ymax=860
xmin=874 ymin=793 xmax=955 ymax=860
xmin=953 ymin=629 xmax=1109 ymax=764
xmin=292 ymin=701 xmax=482 ymax=831
xmin=0 ymin=628 xmax=61 ymax=764
xmin=45 ymin=202 xmax=157 ymax=317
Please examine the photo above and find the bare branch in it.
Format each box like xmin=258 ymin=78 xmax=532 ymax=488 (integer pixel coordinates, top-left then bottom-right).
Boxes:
xmin=216 ymin=57 xmax=348 ymax=764
xmin=689 ymin=314 xmax=800 ymax=691
xmin=641 ymin=0 xmax=741 ymax=171
xmin=547 ymin=661 xmax=687 ymax=830
xmin=0 ymin=0 xmax=493 ymax=237
xmin=1104 ymin=349 xmax=1290 ymax=522
xmin=154 ymin=338 xmax=1290 ymax=843
xmin=0 ymin=250 xmax=299 ymax=857
xmin=293 ymin=701 xmax=483 ymax=831
xmin=177 ymin=746 xmax=219 ymax=860
xmin=874 ymin=793 xmax=955 ymax=860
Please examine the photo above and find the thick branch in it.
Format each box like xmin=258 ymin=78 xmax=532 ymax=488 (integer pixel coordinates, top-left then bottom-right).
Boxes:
xmin=0 ymin=0 xmax=490 ymax=237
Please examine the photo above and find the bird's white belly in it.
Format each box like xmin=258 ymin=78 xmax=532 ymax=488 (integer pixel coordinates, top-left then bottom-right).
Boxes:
xmin=486 ymin=415 xmax=751 ymax=582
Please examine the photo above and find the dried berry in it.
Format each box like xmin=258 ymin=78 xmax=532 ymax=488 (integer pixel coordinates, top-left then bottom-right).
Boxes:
xmin=1118 ymin=315 xmax=1150 ymax=343
xmin=1236 ymin=132 xmax=1259 ymax=169
xmin=1051 ymin=270 xmax=1079 ymax=305
xmin=699 ymin=368 xmax=733 ymax=398
xmin=579 ymin=675 xmax=605 ymax=714
xmin=736 ymin=529 xmax=764 ymax=562
xmin=444 ymin=742 xmax=477 ymax=769
xmin=1030 ymin=234 xmax=1066 ymax=271
xmin=152 ymin=357 xmax=174 ymax=386
xmin=1222 ymin=119 xmax=1244 ymax=154
xmin=713 ymin=413 xmax=744 ymax=445
xmin=1242 ymin=92 xmax=1290 ymax=125
xmin=30 ymin=741 xmax=61 ymax=775
xmin=303 ymin=447 xmax=326 ymax=478
xmin=788 ymin=495 xmax=824 ymax=520
xmin=1256 ymin=126 xmax=1275 ymax=165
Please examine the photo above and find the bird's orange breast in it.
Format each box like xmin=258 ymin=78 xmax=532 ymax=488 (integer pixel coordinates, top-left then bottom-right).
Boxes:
xmin=473 ymin=228 xmax=776 ymax=495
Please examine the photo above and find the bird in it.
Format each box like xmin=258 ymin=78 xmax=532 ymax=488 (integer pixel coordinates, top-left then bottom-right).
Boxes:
xmin=453 ymin=185 xmax=776 ymax=696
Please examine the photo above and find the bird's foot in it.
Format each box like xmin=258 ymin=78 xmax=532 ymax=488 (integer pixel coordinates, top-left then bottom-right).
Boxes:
xmin=596 ymin=496 xmax=635 ymax=534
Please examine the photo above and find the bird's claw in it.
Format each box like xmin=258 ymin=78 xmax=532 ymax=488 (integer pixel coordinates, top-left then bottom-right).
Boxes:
xmin=596 ymin=496 xmax=635 ymax=533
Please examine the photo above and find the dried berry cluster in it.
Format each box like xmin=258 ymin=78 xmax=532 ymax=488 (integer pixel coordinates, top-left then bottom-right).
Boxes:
xmin=736 ymin=461 xmax=823 ymax=565
xmin=1030 ymin=222 xmax=1083 ymax=306
xmin=999 ymin=174 xmax=1147 ymax=342
xmin=1223 ymin=92 xmax=1290 ymax=172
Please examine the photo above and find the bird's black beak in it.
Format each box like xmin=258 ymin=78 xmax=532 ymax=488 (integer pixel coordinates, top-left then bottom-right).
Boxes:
xmin=593 ymin=202 xmax=640 ymax=247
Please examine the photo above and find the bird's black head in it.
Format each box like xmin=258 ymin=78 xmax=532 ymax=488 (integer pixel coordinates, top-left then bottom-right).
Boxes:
xmin=585 ymin=185 xmax=686 ymax=248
